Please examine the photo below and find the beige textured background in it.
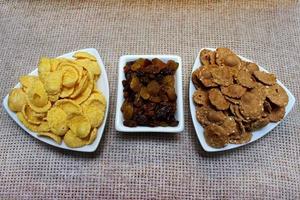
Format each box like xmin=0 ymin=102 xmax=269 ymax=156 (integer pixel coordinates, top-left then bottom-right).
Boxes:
xmin=0 ymin=0 xmax=299 ymax=199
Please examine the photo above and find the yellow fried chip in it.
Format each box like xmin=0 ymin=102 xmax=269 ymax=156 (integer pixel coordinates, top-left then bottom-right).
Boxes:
xmin=50 ymin=58 xmax=61 ymax=72
xmin=76 ymin=59 xmax=101 ymax=78
xmin=70 ymin=74 xmax=89 ymax=98
xmin=37 ymin=132 xmax=62 ymax=144
xmin=63 ymin=130 xmax=86 ymax=148
xmin=38 ymin=57 xmax=51 ymax=75
xmin=54 ymin=99 xmax=82 ymax=119
xmin=28 ymin=100 xmax=51 ymax=113
xmin=17 ymin=112 xmax=50 ymax=132
xmin=22 ymin=104 xmax=45 ymax=125
xmin=86 ymin=128 xmax=97 ymax=145
xmin=68 ymin=115 xmax=91 ymax=138
xmin=57 ymin=60 xmax=83 ymax=83
xmin=82 ymin=99 xmax=105 ymax=128
xmin=47 ymin=107 xmax=68 ymax=136
xmin=43 ymin=70 xmax=63 ymax=95
xmin=60 ymin=86 xmax=74 ymax=98
xmin=19 ymin=75 xmax=39 ymax=92
xmin=73 ymin=52 xmax=97 ymax=61
xmin=61 ymin=65 xmax=79 ymax=88
xmin=72 ymin=80 xmax=93 ymax=105
xmin=81 ymin=90 xmax=106 ymax=128
xmin=48 ymin=93 xmax=60 ymax=102
xmin=8 ymin=88 xmax=27 ymax=112
xmin=27 ymin=79 xmax=48 ymax=107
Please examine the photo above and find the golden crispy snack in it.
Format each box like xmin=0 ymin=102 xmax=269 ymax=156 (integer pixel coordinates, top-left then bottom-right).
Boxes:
xmin=37 ymin=132 xmax=62 ymax=144
xmin=17 ymin=112 xmax=50 ymax=132
xmin=47 ymin=107 xmax=68 ymax=136
xmin=8 ymin=88 xmax=27 ymax=112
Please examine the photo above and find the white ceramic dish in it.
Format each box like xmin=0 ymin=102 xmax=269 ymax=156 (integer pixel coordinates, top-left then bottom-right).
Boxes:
xmin=115 ymin=55 xmax=184 ymax=133
xmin=3 ymin=48 xmax=109 ymax=152
xmin=189 ymin=48 xmax=296 ymax=152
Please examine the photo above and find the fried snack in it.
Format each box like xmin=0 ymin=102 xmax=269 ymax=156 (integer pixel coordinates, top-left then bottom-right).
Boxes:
xmin=266 ymin=84 xmax=288 ymax=107
xmin=193 ymin=88 xmax=209 ymax=106
xmin=208 ymin=88 xmax=230 ymax=110
xmin=192 ymin=48 xmax=289 ymax=148
xmin=8 ymin=52 xmax=107 ymax=148
xmin=8 ymin=88 xmax=27 ymax=112
xmin=253 ymin=71 xmax=276 ymax=85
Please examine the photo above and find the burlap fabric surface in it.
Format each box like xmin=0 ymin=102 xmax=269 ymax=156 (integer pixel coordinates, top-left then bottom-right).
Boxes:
xmin=0 ymin=0 xmax=299 ymax=199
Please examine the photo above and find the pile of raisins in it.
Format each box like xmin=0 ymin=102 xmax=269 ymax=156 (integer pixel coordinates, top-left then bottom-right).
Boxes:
xmin=121 ymin=58 xmax=179 ymax=127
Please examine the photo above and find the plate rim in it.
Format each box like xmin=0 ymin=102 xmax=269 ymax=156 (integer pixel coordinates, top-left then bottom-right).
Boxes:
xmin=2 ymin=48 xmax=110 ymax=152
xmin=189 ymin=47 xmax=296 ymax=152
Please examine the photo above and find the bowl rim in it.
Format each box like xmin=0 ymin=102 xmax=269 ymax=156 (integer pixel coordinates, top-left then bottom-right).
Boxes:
xmin=189 ymin=47 xmax=296 ymax=152
xmin=115 ymin=54 xmax=184 ymax=133
xmin=2 ymin=48 xmax=110 ymax=152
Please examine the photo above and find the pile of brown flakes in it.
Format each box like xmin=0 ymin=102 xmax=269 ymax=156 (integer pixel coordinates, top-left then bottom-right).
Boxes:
xmin=192 ymin=48 xmax=289 ymax=148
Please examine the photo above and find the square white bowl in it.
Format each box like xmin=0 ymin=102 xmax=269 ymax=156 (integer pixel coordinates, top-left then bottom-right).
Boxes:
xmin=2 ymin=48 xmax=110 ymax=152
xmin=189 ymin=48 xmax=296 ymax=152
xmin=115 ymin=55 xmax=184 ymax=133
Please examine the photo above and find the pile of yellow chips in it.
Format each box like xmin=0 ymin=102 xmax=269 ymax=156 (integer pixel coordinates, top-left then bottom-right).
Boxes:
xmin=8 ymin=52 xmax=106 ymax=148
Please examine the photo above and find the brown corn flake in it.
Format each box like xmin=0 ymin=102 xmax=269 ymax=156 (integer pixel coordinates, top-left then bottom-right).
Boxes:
xmin=246 ymin=62 xmax=259 ymax=74
xmin=221 ymin=84 xmax=247 ymax=98
xmin=266 ymin=84 xmax=289 ymax=107
xmin=204 ymin=124 xmax=228 ymax=148
xmin=269 ymin=106 xmax=285 ymax=122
xmin=193 ymin=88 xmax=209 ymax=106
xmin=196 ymin=106 xmax=211 ymax=126
xmin=249 ymin=117 xmax=270 ymax=131
xmin=225 ymin=96 xmax=240 ymax=105
xmin=253 ymin=71 xmax=276 ymax=86
xmin=207 ymin=110 xmax=226 ymax=125
xmin=211 ymin=66 xmax=234 ymax=86
xmin=208 ymin=88 xmax=230 ymax=110
xmin=240 ymin=92 xmax=264 ymax=120
xmin=198 ymin=65 xmax=218 ymax=87
xmin=200 ymin=49 xmax=216 ymax=66
xmin=236 ymin=69 xmax=256 ymax=88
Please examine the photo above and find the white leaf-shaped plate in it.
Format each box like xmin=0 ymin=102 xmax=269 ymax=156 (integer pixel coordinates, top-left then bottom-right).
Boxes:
xmin=3 ymin=48 xmax=110 ymax=152
xmin=189 ymin=48 xmax=296 ymax=152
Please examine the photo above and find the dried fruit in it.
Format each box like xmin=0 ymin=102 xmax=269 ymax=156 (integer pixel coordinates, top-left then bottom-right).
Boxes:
xmin=122 ymin=58 xmax=179 ymax=127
